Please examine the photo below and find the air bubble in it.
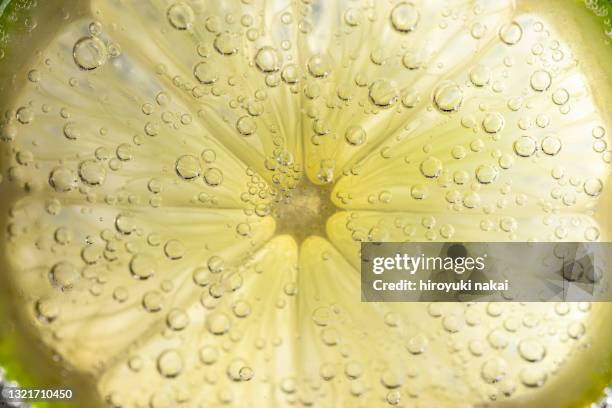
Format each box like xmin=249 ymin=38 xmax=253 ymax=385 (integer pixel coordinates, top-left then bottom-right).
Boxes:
xmin=344 ymin=125 xmax=366 ymax=146
xmin=344 ymin=361 xmax=363 ymax=379
xmin=406 ymin=334 xmax=427 ymax=354
xmin=166 ymin=309 xmax=189 ymax=331
xmin=311 ymin=307 xmax=331 ymax=327
xmin=27 ymin=69 xmax=41 ymax=83
xmin=401 ymin=90 xmax=420 ymax=108
xmin=194 ymin=61 xmax=218 ymax=84
xmin=73 ymin=36 xmax=107 ymax=70
xmin=236 ymin=223 xmax=251 ymax=236
xmin=199 ymin=345 xmax=218 ymax=365
xmin=321 ymin=328 xmax=339 ymax=345
xmin=255 ymin=47 xmax=281 ymax=73
xmin=206 ymin=312 xmax=231 ymax=335
xmin=280 ymin=377 xmax=297 ymax=393
xmin=499 ymin=216 xmax=517 ymax=233
xmin=204 ymin=167 xmax=223 ymax=186
xmin=402 ymin=49 xmax=425 ymax=70
xmin=16 ymin=107 xmax=34 ymax=124
xmin=142 ymin=291 xmax=163 ymax=313
xmin=499 ymin=22 xmax=523 ymax=45
xmin=320 ymin=363 xmax=336 ymax=380
xmin=592 ymin=126 xmax=606 ymax=139
xmin=419 ymin=157 xmax=442 ymax=178
xmin=386 ymin=390 xmax=401 ymax=405
xmin=481 ymin=357 xmax=507 ymax=383
xmin=513 ymin=136 xmax=537 ymax=157
xmin=567 ymin=321 xmax=585 ymax=339
xmin=236 ymin=116 xmax=256 ymax=136
xmin=520 ymin=367 xmax=547 ymax=388
xmin=390 ymin=2 xmax=420 ymax=32
xmin=49 ymin=262 xmax=79 ymax=291
xmin=469 ymin=340 xmax=485 ymax=356
xmin=164 ymin=239 xmax=185 ymax=260
xmin=175 ymin=155 xmax=201 ymax=180
xmin=0 ymin=123 xmax=17 ymax=141
xmin=207 ymin=256 xmax=225 ymax=273
xmin=530 ymin=70 xmax=552 ymax=92
xmin=344 ymin=8 xmax=361 ymax=26
xmin=116 ymin=144 xmax=133 ymax=161
xmin=584 ymin=178 xmax=603 ymax=196
xmin=130 ymin=254 xmax=155 ymax=280
xmin=281 ymin=64 xmax=299 ymax=84
xmin=433 ymin=81 xmax=463 ymax=112
xmin=113 ymin=287 xmax=128 ymax=303
xmin=541 ymin=136 xmax=561 ymax=155
xmin=469 ymin=65 xmax=491 ymax=87
xmin=49 ymin=167 xmax=78 ymax=192
xmin=54 ymin=227 xmax=72 ymax=245
xmin=239 ymin=366 xmax=254 ymax=381
xmin=307 ymin=54 xmax=331 ymax=78
xmin=157 ymin=349 xmax=183 ymax=378
xmin=518 ymin=338 xmax=546 ymax=362
xmin=410 ymin=184 xmax=428 ymax=200
xmin=482 ymin=112 xmax=504 ymax=133
xmin=584 ymin=226 xmax=600 ymax=241
xmin=475 ymin=165 xmax=498 ymax=184
xmin=442 ymin=315 xmax=462 ymax=332
xmin=470 ymin=22 xmax=486 ymax=39
xmin=214 ymin=32 xmax=239 ymax=55
xmin=369 ymin=79 xmax=399 ymax=107
xmin=192 ymin=267 xmax=211 ymax=286
xmin=552 ymin=88 xmax=569 ymax=105
xmin=167 ymin=2 xmax=194 ymax=30
xmin=35 ymin=298 xmax=60 ymax=323
xmin=78 ymin=160 xmax=106 ymax=186
xmin=232 ymin=300 xmax=251 ymax=318
xmin=201 ymin=149 xmax=216 ymax=163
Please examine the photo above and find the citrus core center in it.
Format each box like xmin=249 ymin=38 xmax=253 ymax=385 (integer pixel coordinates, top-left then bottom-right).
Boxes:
xmin=273 ymin=178 xmax=337 ymax=243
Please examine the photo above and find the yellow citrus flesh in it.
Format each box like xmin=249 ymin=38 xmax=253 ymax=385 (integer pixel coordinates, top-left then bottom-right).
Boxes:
xmin=0 ymin=0 xmax=611 ymax=407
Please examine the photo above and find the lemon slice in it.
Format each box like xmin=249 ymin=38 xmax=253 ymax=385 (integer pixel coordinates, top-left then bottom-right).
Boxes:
xmin=0 ymin=0 xmax=611 ymax=407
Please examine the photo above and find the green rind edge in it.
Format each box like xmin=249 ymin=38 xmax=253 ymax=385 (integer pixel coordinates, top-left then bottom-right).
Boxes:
xmin=0 ymin=1 xmax=70 ymax=406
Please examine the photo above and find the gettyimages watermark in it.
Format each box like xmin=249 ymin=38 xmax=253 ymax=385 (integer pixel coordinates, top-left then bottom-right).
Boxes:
xmin=360 ymin=242 xmax=612 ymax=302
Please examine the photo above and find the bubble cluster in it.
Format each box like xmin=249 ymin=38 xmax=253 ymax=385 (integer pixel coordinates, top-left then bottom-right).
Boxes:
xmin=0 ymin=2 xmax=607 ymax=407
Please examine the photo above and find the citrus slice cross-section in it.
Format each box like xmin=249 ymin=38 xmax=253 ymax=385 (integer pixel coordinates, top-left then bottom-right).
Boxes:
xmin=0 ymin=0 xmax=611 ymax=407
